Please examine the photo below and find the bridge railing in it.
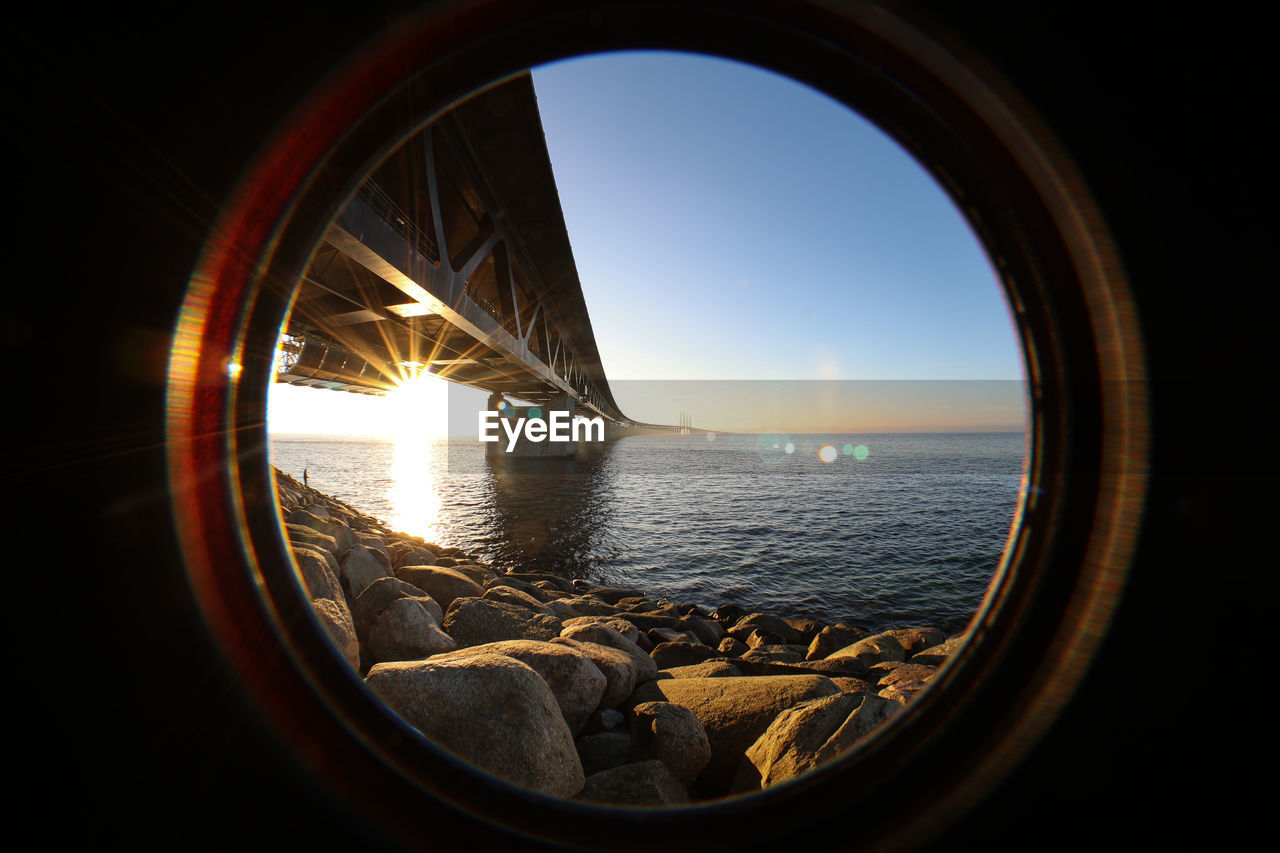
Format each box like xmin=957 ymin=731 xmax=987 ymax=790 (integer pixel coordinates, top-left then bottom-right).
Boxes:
xmin=355 ymin=181 xmax=441 ymax=266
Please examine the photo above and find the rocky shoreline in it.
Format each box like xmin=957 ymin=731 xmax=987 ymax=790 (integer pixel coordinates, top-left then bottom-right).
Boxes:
xmin=277 ymin=468 xmax=970 ymax=804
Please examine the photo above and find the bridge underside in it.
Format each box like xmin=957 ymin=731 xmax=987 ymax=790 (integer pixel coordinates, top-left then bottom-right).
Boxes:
xmin=276 ymin=72 xmax=679 ymax=430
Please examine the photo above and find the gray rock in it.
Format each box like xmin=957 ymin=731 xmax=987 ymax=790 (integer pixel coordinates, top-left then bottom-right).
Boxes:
xmin=397 ymin=565 xmax=484 ymax=611
xmin=744 ymin=691 xmax=901 ymax=788
xmin=339 ymin=544 xmax=392 ymax=599
xmin=312 ymin=598 xmax=358 ymax=669
xmin=365 ymin=653 xmax=584 ymax=797
xmin=443 ymin=597 xmax=563 ymax=648
xmin=576 ymin=730 xmax=632 ymax=776
xmin=630 ymin=701 xmax=711 ymax=785
xmin=368 ymin=597 xmax=457 ymax=662
xmin=429 ymin=640 xmax=605 ymax=735
xmin=575 ymin=760 xmax=689 ymax=806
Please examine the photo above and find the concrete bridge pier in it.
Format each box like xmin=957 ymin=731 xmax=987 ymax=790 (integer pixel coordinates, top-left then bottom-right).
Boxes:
xmin=485 ymin=392 xmax=578 ymax=459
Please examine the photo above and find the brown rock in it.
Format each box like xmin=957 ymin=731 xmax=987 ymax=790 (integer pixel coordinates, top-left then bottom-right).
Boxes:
xmin=659 ymin=660 xmax=742 ymax=679
xmin=806 ymin=624 xmax=870 ymax=660
xmin=430 ymin=640 xmax=605 ymax=735
xmin=744 ymin=691 xmax=901 ymax=788
xmin=630 ymin=701 xmax=711 ymax=785
xmin=312 ymin=598 xmax=358 ymax=669
xmin=397 ymin=565 xmax=484 ymax=611
xmin=911 ymin=632 xmax=970 ymax=666
xmin=575 ymin=760 xmax=689 ymax=806
xmin=828 ymin=633 xmax=906 ymax=667
xmin=627 ymin=674 xmax=840 ymax=795
xmin=882 ymin=627 xmax=946 ymax=657
xmin=443 ymin=597 xmax=563 ymax=648
xmin=367 ymin=597 xmax=457 ymax=663
xmin=365 ymin=654 xmax=583 ymax=797
xmin=650 ymin=641 xmax=720 ymax=669
xmin=560 ymin=623 xmax=657 ymax=683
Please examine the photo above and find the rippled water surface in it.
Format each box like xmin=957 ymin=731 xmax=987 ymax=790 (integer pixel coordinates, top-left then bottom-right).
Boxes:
xmin=272 ymin=432 xmax=1025 ymax=634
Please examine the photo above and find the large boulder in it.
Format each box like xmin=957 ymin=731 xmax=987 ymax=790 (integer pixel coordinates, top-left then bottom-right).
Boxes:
xmin=677 ymin=615 xmax=725 ymax=647
xmin=552 ymin=638 xmax=638 ymax=708
xmin=339 ymin=544 xmax=392 ymax=599
xmin=881 ymin=627 xmax=946 ymax=658
xmin=911 ymin=633 xmax=970 ymax=666
xmin=287 ymin=508 xmax=354 ymax=554
xmin=288 ymin=525 xmax=339 ymax=558
xmin=429 ymin=640 xmax=605 ymax=735
xmin=560 ymin=616 xmax=641 ymax=643
xmin=481 ymin=585 xmax=558 ymax=617
xmin=805 ymin=624 xmax=869 ymax=660
xmin=443 ymin=597 xmax=563 ymax=648
xmin=575 ymin=760 xmax=689 ymax=806
xmin=312 ymin=598 xmax=358 ymax=669
xmin=827 ymin=633 xmax=906 ymax=667
xmin=560 ymin=623 xmax=657 ymax=684
xmin=365 ymin=654 xmax=584 ymax=798
xmin=742 ymin=691 xmax=901 ymax=789
xmin=388 ymin=543 xmax=438 ymax=569
xmin=367 ymin=598 xmax=457 ymax=663
xmin=630 ymin=701 xmax=711 ymax=785
xmin=727 ymin=613 xmax=809 ymax=646
xmin=350 ymin=576 xmax=444 ymax=646
xmin=627 ymin=675 xmax=841 ymax=795
xmin=292 ymin=545 xmax=345 ymax=605
xmin=397 ymin=566 xmax=484 ymax=611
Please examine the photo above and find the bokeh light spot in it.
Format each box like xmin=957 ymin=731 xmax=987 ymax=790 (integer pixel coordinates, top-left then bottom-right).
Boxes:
xmin=853 ymin=444 xmax=870 ymax=460
xmin=819 ymin=445 xmax=837 ymax=463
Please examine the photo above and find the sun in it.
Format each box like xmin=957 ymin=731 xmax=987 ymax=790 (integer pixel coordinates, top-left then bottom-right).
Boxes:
xmin=385 ymin=369 xmax=450 ymax=441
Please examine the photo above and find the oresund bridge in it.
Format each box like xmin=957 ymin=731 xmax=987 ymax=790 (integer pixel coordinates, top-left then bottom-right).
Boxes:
xmin=275 ymin=72 xmax=689 ymax=438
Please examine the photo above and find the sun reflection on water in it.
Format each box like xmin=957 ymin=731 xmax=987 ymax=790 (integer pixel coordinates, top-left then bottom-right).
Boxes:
xmin=384 ymin=371 xmax=450 ymax=542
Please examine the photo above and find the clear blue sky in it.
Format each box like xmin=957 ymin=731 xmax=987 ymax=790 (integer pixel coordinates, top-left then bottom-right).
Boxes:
xmin=267 ymin=50 xmax=1023 ymax=435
